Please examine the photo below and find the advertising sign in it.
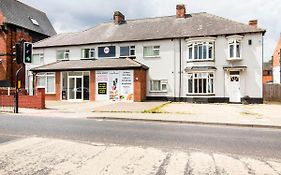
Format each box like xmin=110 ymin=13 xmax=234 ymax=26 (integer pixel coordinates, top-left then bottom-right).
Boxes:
xmin=98 ymin=83 xmax=107 ymax=95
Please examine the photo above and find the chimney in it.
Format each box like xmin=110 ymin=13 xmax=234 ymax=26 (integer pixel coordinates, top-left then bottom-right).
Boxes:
xmin=249 ymin=20 xmax=258 ymax=28
xmin=113 ymin=11 xmax=125 ymax=25
xmin=176 ymin=4 xmax=186 ymax=18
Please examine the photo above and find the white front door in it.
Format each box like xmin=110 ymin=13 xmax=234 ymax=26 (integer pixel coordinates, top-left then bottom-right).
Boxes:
xmin=68 ymin=76 xmax=83 ymax=101
xmin=229 ymin=74 xmax=241 ymax=103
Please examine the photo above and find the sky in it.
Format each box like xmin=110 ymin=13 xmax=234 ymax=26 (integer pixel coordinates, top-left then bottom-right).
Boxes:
xmin=21 ymin=0 xmax=281 ymax=61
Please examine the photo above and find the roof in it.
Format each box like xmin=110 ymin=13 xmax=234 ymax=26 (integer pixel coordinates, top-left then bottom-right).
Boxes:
xmin=0 ymin=0 xmax=56 ymax=36
xmin=34 ymin=12 xmax=265 ymax=48
xmin=263 ymin=61 xmax=273 ymax=70
xmin=30 ymin=58 xmax=149 ymax=72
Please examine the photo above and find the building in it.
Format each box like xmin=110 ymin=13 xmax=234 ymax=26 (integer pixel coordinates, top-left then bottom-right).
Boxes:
xmin=0 ymin=0 xmax=56 ymax=88
xmin=263 ymin=60 xmax=273 ymax=84
xmin=272 ymin=33 xmax=281 ymax=84
xmin=29 ymin=5 xmax=265 ymax=103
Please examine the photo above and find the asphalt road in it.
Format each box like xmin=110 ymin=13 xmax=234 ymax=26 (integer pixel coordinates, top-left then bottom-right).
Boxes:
xmin=0 ymin=114 xmax=281 ymax=159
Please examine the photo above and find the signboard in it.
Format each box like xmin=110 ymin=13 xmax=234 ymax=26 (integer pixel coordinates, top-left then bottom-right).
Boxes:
xmin=98 ymin=46 xmax=116 ymax=58
xmin=98 ymin=83 xmax=107 ymax=95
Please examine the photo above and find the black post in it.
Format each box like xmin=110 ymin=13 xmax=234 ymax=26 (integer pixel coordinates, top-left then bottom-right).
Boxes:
xmin=14 ymin=64 xmax=24 ymax=113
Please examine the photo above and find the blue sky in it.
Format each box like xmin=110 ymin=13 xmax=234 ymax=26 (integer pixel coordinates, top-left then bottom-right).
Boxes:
xmin=22 ymin=0 xmax=281 ymax=61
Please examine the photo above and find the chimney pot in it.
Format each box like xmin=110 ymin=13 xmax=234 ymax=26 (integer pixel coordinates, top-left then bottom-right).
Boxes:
xmin=176 ymin=4 xmax=186 ymax=18
xmin=113 ymin=11 xmax=125 ymax=25
xmin=249 ymin=19 xmax=258 ymax=28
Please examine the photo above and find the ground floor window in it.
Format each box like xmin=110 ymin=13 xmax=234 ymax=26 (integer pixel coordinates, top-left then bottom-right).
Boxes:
xmin=150 ymin=80 xmax=168 ymax=92
xmin=36 ymin=72 xmax=55 ymax=94
xmin=187 ymin=72 xmax=214 ymax=94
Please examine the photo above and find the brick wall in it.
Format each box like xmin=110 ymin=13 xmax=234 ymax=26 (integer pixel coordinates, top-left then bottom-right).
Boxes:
xmin=273 ymin=34 xmax=281 ymax=68
xmin=0 ymin=88 xmax=45 ymax=109
xmin=134 ymin=68 xmax=147 ymax=102
xmin=89 ymin=70 xmax=96 ymax=101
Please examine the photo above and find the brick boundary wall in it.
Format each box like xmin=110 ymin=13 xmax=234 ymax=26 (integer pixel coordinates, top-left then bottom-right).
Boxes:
xmin=0 ymin=88 xmax=45 ymax=109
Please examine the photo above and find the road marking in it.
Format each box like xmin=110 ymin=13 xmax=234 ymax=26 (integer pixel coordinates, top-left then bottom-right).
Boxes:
xmin=241 ymin=158 xmax=278 ymax=175
xmin=165 ymin=152 xmax=189 ymax=175
xmin=189 ymin=152 xmax=216 ymax=174
xmin=214 ymin=154 xmax=249 ymax=174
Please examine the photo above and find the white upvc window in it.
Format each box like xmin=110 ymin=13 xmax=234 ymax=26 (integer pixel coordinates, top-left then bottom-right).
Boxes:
xmin=56 ymin=50 xmax=69 ymax=61
xmin=187 ymin=72 xmax=214 ymax=95
xmin=150 ymin=80 xmax=168 ymax=92
xmin=120 ymin=46 xmax=135 ymax=57
xmin=143 ymin=46 xmax=160 ymax=57
xmin=36 ymin=72 xmax=55 ymax=94
xmin=32 ymin=53 xmax=44 ymax=65
xmin=228 ymin=40 xmax=241 ymax=59
xmin=187 ymin=41 xmax=214 ymax=61
xmin=81 ymin=48 xmax=95 ymax=59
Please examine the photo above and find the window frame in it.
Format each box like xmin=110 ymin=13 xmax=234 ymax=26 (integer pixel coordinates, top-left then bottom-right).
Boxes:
xmin=227 ymin=35 xmax=243 ymax=60
xmin=81 ymin=48 xmax=95 ymax=59
xmin=32 ymin=53 xmax=44 ymax=65
xmin=57 ymin=50 xmax=70 ymax=61
xmin=143 ymin=45 xmax=160 ymax=58
xmin=120 ymin=46 xmax=136 ymax=58
xmin=149 ymin=79 xmax=168 ymax=93
xmin=36 ymin=72 xmax=56 ymax=94
xmin=186 ymin=38 xmax=215 ymax=62
xmin=186 ymin=72 xmax=215 ymax=95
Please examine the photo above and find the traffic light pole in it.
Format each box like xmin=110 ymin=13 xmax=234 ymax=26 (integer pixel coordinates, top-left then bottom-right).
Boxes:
xmin=14 ymin=64 xmax=24 ymax=113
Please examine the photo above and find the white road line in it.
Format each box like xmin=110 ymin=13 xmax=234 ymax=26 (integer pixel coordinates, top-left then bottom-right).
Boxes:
xmin=189 ymin=152 xmax=216 ymax=175
xmin=214 ymin=154 xmax=249 ymax=174
xmin=267 ymin=161 xmax=281 ymax=173
xmin=241 ymin=158 xmax=278 ymax=175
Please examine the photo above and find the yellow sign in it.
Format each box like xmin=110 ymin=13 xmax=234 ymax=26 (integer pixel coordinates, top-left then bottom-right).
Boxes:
xmin=18 ymin=80 xmax=21 ymax=89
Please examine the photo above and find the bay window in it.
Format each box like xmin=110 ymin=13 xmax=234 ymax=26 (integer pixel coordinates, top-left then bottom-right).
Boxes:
xmin=150 ymin=80 xmax=168 ymax=92
xmin=187 ymin=72 xmax=214 ymax=94
xmin=144 ymin=46 xmax=160 ymax=57
xmin=187 ymin=41 xmax=214 ymax=61
xmin=36 ymin=72 xmax=55 ymax=94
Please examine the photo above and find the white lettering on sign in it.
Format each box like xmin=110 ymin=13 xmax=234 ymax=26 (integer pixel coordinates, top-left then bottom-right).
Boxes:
xmin=104 ymin=47 xmax=110 ymax=54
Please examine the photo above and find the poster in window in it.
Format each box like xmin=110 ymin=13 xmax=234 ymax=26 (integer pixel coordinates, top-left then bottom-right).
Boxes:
xmin=120 ymin=70 xmax=134 ymax=101
xmin=109 ymin=71 xmax=119 ymax=100
xmin=98 ymin=46 xmax=116 ymax=58
xmin=98 ymin=83 xmax=107 ymax=95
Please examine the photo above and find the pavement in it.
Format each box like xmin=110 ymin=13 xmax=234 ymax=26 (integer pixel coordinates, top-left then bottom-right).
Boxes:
xmin=0 ymin=137 xmax=281 ymax=175
xmin=6 ymin=100 xmax=281 ymax=129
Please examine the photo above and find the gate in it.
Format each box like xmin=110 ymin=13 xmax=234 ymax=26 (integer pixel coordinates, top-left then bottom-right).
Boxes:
xmin=0 ymin=87 xmax=15 ymax=112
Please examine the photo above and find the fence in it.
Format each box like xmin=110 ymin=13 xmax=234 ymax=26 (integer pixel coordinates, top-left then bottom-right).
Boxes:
xmin=263 ymin=84 xmax=281 ymax=102
xmin=0 ymin=87 xmax=15 ymax=112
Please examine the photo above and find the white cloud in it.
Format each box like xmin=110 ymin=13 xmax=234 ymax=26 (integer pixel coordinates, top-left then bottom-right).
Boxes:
xmin=22 ymin=0 xmax=281 ymax=60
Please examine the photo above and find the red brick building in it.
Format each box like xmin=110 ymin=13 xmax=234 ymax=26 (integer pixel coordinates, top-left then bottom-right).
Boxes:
xmin=0 ymin=0 xmax=56 ymax=88
xmin=272 ymin=33 xmax=281 ymax=83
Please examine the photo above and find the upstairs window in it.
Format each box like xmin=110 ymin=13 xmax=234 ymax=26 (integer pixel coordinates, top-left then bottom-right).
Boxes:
xmin=187 ymin=41 xmax=214 ymax=61
xmin=229 ymin=40 xmax=241 ymax=59
xmin=32 ymin=54 xmax=44 ymax=65
xmin=120 ymin=46 xmax=135 ymax=57
xmin=56 ymin=50 xmax=69 ymax=61
xmin=82 ymin=48 xmax=95 ymax=59
xmin=143 ymin=46 xmax=160 ymax=57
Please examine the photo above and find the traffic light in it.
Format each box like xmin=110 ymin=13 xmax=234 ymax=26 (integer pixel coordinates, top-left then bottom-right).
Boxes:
xmin=15 ymin=42 xmax=23 ymax=64
xmin=23 ymin=42 xmax=32 ymax=64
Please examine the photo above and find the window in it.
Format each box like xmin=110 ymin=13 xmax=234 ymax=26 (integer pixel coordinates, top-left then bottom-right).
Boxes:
xmin=120 ymin=46 xmax=135 ymax=57
xmin=228 ymin=37 xmax=242 ymax=60
xmin=150 ymin=80 xmax=168 ymax=92
xmin=36 ymin=72 xmax=55 ymax=94
xmin=98 ymin=46 xmax=116 ymax=58
xmin=82 ymin=48 xmax=95 ymax=59
xmin=144 ymin=46 xmax=160 ymax=57
xmin=187 ymin=72 xmax=214 ymax=94
xmin=56 ymin=50 xmax=69 ymax=61
xmin=32 ymin=54 xmax=44 ymax=65
xmin=30 ymin=17 xmax=39 ymax=26
xmin=187 ymin=41 xmax=214 ymax=61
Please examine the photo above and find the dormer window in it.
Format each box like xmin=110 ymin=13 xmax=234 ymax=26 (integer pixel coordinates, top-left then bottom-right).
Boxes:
xmin=227 ymin=35 xmax=243 ymax=60
xmin=29 ymin=17 xmax=39 ymax=26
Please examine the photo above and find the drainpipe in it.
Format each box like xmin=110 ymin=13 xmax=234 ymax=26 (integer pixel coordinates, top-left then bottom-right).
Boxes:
xmin=173 ymin=39 xmax=176 ymax=101
xmin=179 ymin=38 xmax=182 ymax=101
xmin=279 ymin=48 xmax=281 ymax=83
